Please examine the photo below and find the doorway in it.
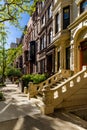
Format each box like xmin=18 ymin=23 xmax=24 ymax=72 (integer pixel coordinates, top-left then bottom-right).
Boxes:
xmin=57 ymin=51 xmax=60 ymax=71
xmin=80 ymin=40 xmax=87 ymax=69
xmin=66 ymin=47 xmax=70 ymax=69
xmin=47 ymin=54 xmax=53 ymax=75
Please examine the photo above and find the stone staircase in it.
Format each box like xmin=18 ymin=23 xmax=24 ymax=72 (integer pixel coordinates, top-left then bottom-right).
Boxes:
xmin=28 ymin=67 xmax=87 ymax=114
xmin=28 ymin=69 xmax=72 ymax=98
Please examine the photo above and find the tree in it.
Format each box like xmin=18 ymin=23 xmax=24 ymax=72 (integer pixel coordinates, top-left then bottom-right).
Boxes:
xmin=0 ymin=0 xmax=43 ymax=26
xmin=6 ymin=44 xmax=22 ymax=67
xmin=6 ymin=67 xmax=22 ymax=83
xmin=0 ymin=24 xmax=7 ymax=83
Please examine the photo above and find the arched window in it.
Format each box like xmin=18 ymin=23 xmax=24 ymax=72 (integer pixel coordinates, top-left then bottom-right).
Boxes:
xmin=49 ymin=28 xmax=53 ymax=44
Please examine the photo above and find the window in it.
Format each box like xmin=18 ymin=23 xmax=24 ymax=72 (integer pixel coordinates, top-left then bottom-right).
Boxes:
xmin=40 ymin=59 xmax=45 ymax=73
xmin=80 ymin=0 xmax=87 ymax=13
xmin=40 ymin=34 xmax=46 ymax=50
xmin=30 ymin=41 xmax=36 ymax=62
xmin=63 ymin=6 xmax=70 ymax=29
xmin=55 ymin=13 xmax=59 ymax=34
xmin=41 ymin=15 xmax=45 ymax=26
xmin=24 ymin=50 xmax=29 ymax=62
xmin=48 ymin=4 xmax=52 ymax=19
xmin=41 ymin=1 xmax=44 ymax=8
xmin=49 ymin=28 xmax=53 ymax=44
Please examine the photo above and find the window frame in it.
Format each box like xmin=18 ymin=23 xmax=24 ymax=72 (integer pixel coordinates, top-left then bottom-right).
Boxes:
xmin=40 ymin=59 xmax=45 ymax=73
xmin=40 ymin=34 xmax=46 ymax=50
xmin=48 ymin=4 xmax=52 ymax=19
xmin=63 ymin=6 xmax=70 ymax=29
xmin=49 ymin=28 xmax=53 ymax=44
xmin=80 ymin=0 xmax=87 ymax=14
xmin=55 ymin=13 xmax=59 ymax=34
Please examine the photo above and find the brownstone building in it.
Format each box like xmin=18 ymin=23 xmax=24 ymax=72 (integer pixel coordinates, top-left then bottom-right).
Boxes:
xmin=22 ymin=0 xmax=55 ymax=75
xmin=15 ymin=0 xmax=87 ymax=76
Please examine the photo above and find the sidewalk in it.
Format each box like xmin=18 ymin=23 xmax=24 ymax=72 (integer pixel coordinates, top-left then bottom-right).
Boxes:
xmin=0 ymin=84 xmax=41 ymax=122
xmin=0 ymin=84 xmax=87 ymax=130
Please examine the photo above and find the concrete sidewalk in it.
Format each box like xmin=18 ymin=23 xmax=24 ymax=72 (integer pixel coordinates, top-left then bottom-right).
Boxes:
xmin=0 ymin=84 xmax=41 ymax=122
xmin=0 ymin=84 xmax=87 ymax=130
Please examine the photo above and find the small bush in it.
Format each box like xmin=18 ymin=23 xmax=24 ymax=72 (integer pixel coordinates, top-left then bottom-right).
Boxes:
xmin=6 ymin=67 xmax=22 ymax=78
xmin=32 ymin=74 xmax=46 ymax=84
xmin=21 ymin=74 xmax=47 ymax=87
xmin=0 ymin=83 xmax=5 ymax=87
xmin=0 ymin=92 xmax=4 ymax=100
xmin=22 ymin=74 xmax=33 ymax=87
xmin=15 ymin=79 xmax=19 ymax=84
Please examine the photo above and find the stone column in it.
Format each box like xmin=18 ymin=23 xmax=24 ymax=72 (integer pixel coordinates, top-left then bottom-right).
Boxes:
xmin=28 ymin=82 xmax=37 ymax=99
xmin=42 ymin=85 xmax=54 ymax=114
xmin=70 ymin=42 xmax=74 ymax=71
xmin=61 ymin=43 xmax=65 ymax=70
xmin=74 ymin=43 xmax=78 ymax=73
xmin=55 ymin=47 xmax=58 ymax=72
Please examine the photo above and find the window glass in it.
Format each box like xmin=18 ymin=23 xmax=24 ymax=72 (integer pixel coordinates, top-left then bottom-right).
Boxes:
xmin=40 ymin=34 xmax=46 ymax=50
xmin=49 ymin=29 xmax=53 ymax=43
xmin=80 ymin=0 xmax=87 ymax=13
xmin=48 ymin=4 xmax=52 ymax=19
xmin=63 ymin=6 xmax=70 ymax=29
xmin=41 ymin=15 xmax=45 ymax=26
xmin=40 ymin=59 xmax=45 ymax=73
xmin=55 ymin=13 xmax=59 ymax=34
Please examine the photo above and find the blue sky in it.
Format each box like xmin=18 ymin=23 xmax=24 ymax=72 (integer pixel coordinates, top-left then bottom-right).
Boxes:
xmin=5 ymin=13 xmax=30 ymax=49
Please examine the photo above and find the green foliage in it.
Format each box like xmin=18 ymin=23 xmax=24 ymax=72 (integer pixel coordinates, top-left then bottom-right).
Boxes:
xmin=6 ymin=67 xmax=22 ymax=78
xmin=32 ymin=74 xmax=46 ymax=84
xmin=0 ymin=25 xmax=7 ymax=83
xmin=22 ymin=74 xmax=33 ymax=87
xmin=6 ymin=44 xmax=22 ymax=67
xmin=21 ymin=73 xmax=47 ymax=87
xmin=0 ymin=0 xmax=44 ymax=26
xmin=0 ymin=83 xmax=5 ymax=87
xmin=0 ymin=92 xmax=4 ymax=100
xmin=15 ymin=79 xmax=19 ymax=84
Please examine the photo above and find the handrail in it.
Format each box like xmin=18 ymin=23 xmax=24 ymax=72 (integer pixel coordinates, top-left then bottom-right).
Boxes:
xmin=42 ymin=67 xmax=87 ymax=113
xmin=28 ymin=69 xmax=72 ymax=98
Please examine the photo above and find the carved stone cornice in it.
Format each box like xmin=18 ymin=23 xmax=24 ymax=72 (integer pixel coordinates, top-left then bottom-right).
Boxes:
xmin=75 ymin=0 xmax=83 ymax=5
xmin=68 ymin=11 xmax=87 ymax=30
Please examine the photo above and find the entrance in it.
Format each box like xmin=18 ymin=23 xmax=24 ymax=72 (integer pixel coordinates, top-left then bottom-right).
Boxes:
xmin=80 ymin=40 xmax=87 ymax=69
xmin=47 ymin=54 xmax=52 ymax=75
xmin=66 ymin=47 xmax=70 ymax=69
xmin=57 ymin=51 xmax=60 ymax=71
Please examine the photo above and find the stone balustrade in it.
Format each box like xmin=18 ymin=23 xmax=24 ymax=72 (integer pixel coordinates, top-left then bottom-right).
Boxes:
xmin=28 ymin=69 xmax=72 ymax=98
xmin=42 ymin=67 xmax=87 ymax=114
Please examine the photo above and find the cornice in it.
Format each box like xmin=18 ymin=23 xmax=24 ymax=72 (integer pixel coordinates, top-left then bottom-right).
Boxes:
xmin=68 ymin=11 xmax=87 ymax=30
xmin=75 ymin=0 xmax=83 ymax=5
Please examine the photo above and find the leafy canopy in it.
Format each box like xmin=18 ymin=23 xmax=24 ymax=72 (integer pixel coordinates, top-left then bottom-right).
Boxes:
xmin=0 ymin=0 xmax=43 ymax=26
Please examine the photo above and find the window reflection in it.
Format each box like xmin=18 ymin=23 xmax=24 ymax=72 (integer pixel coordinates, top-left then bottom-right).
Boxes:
xmin=80 ymin=0 xmax=87 ymax=13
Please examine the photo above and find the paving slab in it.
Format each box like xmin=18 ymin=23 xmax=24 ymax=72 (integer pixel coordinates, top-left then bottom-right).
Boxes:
xmin=0 ymin=84 xmax=87 ymax=130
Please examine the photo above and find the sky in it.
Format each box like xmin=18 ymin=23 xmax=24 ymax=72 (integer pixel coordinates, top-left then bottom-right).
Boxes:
xmin=5 ymin=13 xmax=30 ymax=49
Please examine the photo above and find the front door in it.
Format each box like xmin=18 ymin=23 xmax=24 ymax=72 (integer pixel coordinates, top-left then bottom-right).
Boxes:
xmin=47 ymin=54 xmax=52 ymax=75
xmin=80 ymin=40 xmax=87 ymax=69
xmin=57 ymin=51 xmax=60 ymax=71
xmin=66 ymin=47 xmax=70 ymax=69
